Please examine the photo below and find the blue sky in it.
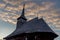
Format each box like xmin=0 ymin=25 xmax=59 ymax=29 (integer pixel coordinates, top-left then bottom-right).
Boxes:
xmin=0 ymin=0 xmax=60 ymax=40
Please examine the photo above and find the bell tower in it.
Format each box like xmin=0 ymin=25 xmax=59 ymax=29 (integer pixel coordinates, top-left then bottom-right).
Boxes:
xmin=16 ymin=4 xmax=27 ymax=29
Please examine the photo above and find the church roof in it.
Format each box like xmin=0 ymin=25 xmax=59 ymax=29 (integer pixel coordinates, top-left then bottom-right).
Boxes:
xmin=4 ymin=17 xmax=58 ymax=39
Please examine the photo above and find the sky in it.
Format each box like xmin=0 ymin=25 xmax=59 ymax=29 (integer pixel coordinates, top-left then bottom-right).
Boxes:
xmin=0 ymin=0 xmax=60 ymax=40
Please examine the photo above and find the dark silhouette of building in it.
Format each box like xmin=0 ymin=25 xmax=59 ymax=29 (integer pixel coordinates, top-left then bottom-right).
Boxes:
xmin=4 ymin=4 xmax=58 ymax=40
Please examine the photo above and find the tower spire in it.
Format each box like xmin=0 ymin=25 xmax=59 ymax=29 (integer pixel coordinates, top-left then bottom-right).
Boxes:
xmin=21 ymin=4 xmax=25 ymax=17
xmin=17 ymin=4 xmax=27 ymax=20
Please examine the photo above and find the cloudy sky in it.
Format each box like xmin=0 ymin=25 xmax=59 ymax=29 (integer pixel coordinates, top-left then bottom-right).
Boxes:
xmin=0 ymin=0 xmax=60 ymax=40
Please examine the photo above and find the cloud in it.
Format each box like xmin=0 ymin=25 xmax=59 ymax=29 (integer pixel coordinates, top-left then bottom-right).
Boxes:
xmin=0 ymin=0 xmax=60 ymax=30
xmin=5 ymin=6 xmax=19 ymax=11
xmin=3 ymin=0 xmax=22 ymax=5
xmin=0 ymin=11 xmax=18 ymax=24
xmin=0 ymin=3 xmax=6 ymax=8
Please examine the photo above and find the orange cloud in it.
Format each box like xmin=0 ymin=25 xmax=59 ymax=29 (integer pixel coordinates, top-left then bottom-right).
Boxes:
xmin=0 ymin=3 xmax=5 ymax=8
xmin=0 ymin=1 xmax=60 ymax=30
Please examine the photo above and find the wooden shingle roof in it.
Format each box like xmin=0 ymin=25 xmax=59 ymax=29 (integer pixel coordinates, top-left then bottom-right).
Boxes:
xmin=4 ymin=17 xmax=58 ymax=39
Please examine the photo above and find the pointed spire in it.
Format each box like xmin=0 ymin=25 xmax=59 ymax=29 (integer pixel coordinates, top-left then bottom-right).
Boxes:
xmin=17 ymin=4 xmax=27 ymax=21
xmin=21 ymin=4 xmax=25 ymax=16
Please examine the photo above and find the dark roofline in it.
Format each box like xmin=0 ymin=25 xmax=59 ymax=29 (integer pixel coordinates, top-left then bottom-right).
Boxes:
xmin=3 ymin=17 xmax=58 ymax=39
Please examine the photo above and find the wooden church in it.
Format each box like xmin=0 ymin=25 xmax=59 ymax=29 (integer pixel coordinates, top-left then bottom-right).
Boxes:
xmin=4 ymin=4 xmax=58 ymax=40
